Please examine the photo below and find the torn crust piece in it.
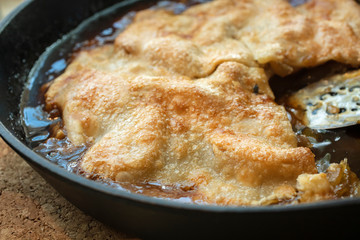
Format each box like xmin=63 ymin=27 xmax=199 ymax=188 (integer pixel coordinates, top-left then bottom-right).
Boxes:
xmin=45 ymin=0 xmax=360 ymax=205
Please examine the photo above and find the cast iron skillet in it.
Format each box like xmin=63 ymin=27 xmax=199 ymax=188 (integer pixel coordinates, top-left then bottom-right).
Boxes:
xmin=0 ymin=0 xmax=359 ymax=239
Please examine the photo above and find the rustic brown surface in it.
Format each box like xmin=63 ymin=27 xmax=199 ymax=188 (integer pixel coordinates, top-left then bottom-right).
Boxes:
xmin=0 ymin=138 xmax=140 ymax=239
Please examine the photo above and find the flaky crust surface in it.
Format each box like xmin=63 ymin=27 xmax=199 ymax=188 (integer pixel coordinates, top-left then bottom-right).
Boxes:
xmin=45 ymin=0 xmax=360 ymax=205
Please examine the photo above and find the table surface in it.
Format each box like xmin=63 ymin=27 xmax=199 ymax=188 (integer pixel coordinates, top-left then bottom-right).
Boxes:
xmin=0 ymin=1 xmax=138 ymax=239
xmin=0 ymin=139 xmax=138 ymax=239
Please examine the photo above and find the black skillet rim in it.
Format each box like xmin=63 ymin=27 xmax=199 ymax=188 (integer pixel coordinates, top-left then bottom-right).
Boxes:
xmin=1 ymin=0 xmax=360 ymax=216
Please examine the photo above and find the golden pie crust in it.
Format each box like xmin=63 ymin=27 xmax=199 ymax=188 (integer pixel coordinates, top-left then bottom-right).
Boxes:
xmin=45 ymin=0 xmax=360 ymax=205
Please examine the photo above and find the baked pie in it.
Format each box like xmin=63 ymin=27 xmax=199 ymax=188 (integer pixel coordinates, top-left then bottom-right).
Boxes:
xmin=44 ymin=0 xmax=360 ymax=205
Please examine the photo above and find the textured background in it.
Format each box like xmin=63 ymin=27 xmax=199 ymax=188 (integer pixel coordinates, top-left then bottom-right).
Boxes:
xmin=0 ymin=1 xmax=138 ymax=239
xmin=0 ymin=139 xmax=136 ymax=239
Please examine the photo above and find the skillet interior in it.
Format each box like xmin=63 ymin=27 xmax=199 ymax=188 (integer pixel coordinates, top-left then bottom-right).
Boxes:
xmin=1 ymin=0 xmax=360 ymax=238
